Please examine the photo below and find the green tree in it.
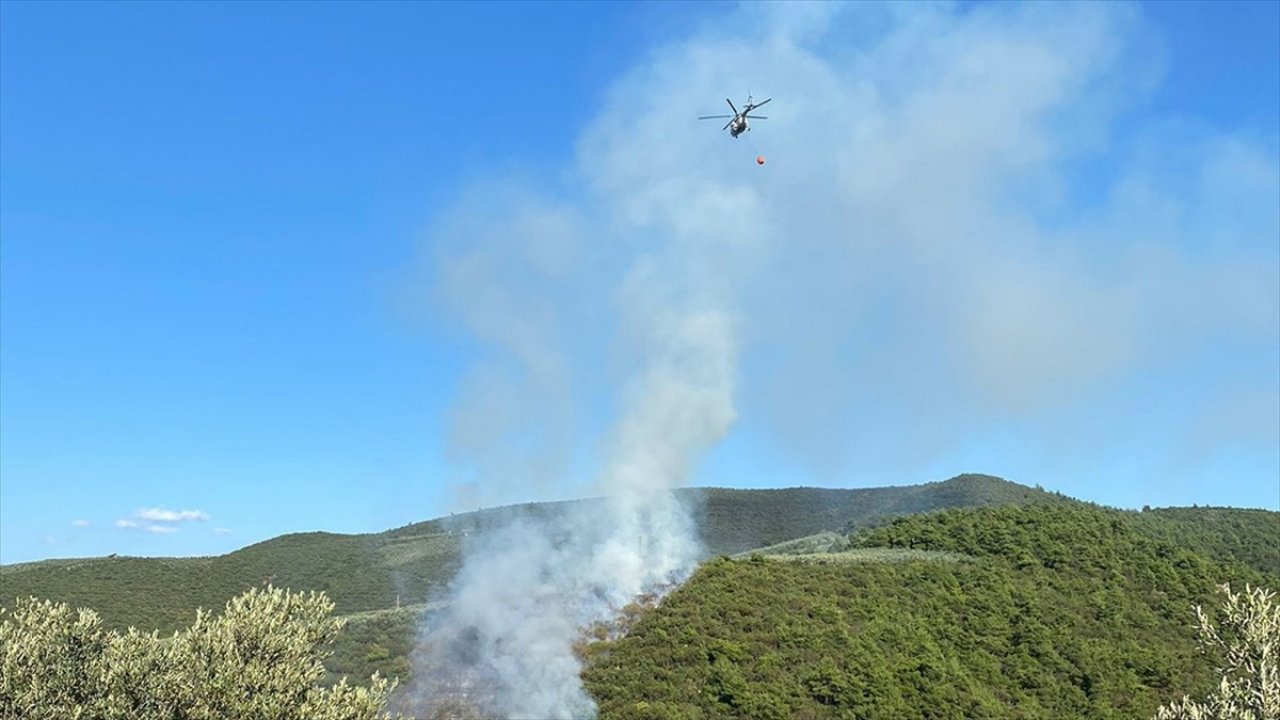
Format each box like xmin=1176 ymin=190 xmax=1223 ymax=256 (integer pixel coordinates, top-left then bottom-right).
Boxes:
xmin=0 ymin=586 xmax=400 ymax=720
xmin=1153 ymin=584 xmax=1279 ymax=720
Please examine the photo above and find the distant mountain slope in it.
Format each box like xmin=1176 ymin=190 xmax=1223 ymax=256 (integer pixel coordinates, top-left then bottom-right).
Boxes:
xmin=0 ymin=534 xmax=415 ymax=633
xmin=692 ymin=473 xmax=1072 ymax=555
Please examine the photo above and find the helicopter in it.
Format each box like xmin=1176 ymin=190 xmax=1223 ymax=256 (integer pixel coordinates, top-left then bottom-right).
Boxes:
xmin=699 ymin=94 xmax=771 ymax=138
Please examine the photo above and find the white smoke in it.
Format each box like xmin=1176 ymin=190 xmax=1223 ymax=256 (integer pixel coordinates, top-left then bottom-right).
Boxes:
xmin=404 ymin=94 xmax=760 ymax=719
xmin=407 ymin=295 xmax=738 ymax=717
xmin=405 ymin=1 xmax=1278 ymax=716
xmin=407 ymin=174 xmax=754 ymax=719
xmin=406 ymin=309 xmax=739 ymax=718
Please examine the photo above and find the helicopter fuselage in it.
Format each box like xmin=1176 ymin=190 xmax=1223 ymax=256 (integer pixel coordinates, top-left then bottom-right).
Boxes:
xmin=700 ymin=95 xmax=769 ymax=138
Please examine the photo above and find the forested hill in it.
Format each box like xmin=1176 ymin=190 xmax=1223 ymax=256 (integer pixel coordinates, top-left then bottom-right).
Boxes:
xmin=2 ymin=474 xmax=1276 ymax=715
xmin=579 ymin=503 xmax=1280 ymax=720
xmin=692 ymin=473 xmax=1072 ymax=554
xmin=0 ymin=474 xmax=1069 ymax=633
xmin=1128 ymin=506 xmax=1279 ymax=575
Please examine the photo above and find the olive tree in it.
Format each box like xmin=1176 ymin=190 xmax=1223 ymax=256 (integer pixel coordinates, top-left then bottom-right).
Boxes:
xmin=1154 ymin=583 xmax=1279 ymax=720
xmin=0 ymin=586 xmax=400 ymax=720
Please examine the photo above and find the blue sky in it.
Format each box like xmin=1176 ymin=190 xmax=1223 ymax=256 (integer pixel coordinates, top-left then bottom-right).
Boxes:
xmin=2 ymin=1 xmax=1276 ymax=564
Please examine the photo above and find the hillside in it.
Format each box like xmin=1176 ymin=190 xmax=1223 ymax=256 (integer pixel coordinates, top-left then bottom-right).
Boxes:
xmin=343 ymin=489 xmax=1277 ymax=695
xmin=694 ymin=473 xmax=1072 ymax=554
xmin=3 ymin=474 xmax=1276 ymax=714
xmin=0 ymin=474 xmax=1067 ymax=633
xmin=1129 ymin=506 xmax=1279 ymax=575
xmin=578 ymin=504 xmax=1280 ymax=720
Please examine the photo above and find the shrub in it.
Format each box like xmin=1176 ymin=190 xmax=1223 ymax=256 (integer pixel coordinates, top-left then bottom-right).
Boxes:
xmin=0 ymin=586 xmax=399 ymax=720
xmin=1153 ymin=583 xmax=1279 ymax=720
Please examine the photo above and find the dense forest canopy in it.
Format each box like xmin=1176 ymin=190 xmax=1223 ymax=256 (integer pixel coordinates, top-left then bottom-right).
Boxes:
xmin=579 ymin=504 xmax=1278 ymax=719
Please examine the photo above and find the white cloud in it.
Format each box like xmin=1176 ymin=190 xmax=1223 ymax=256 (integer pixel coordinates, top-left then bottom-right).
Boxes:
xmin=420 ymin=1 xmax=1277 ymax=499
xmin=136 ymin=507 xmax=208 ymax=522
xmin=586 ymin=1 xmax=1274 ymax=483
xmin=70 ymin=519 xmax=91 ymax=528
xmin=214 ymin=527 xmax=231 ymax=535
xmin=115 ymin=507 xmax=209 ymax=533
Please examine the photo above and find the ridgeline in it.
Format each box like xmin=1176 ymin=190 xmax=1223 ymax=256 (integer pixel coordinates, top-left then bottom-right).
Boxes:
xmin=0 ymin=474 xmax=1067 ymax=633
xmin=3 ymin=474 xmax=1276 ymax=718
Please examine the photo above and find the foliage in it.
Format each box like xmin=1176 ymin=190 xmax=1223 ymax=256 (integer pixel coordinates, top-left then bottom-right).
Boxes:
xmin=325 ymin=606 xmax=420 ymax=687
xmin=0 ymin=586 xmax=399 ymax=719
xmin=581 ymin=504 xmax=1279 ymax=719
xmin=736 ymin=532 xmax=852 ymax=557
xmin=1131 ymin=507 xmax=1280 ymax=576
xmin=1153 ymin=583 xmax=1280 ymax=720
xmin=745 ymin=540 xmax=973 ymax=565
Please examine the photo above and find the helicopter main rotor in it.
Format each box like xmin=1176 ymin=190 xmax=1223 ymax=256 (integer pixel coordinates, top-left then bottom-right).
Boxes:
xmin=699 ymin=95 xmax=771 ymax=131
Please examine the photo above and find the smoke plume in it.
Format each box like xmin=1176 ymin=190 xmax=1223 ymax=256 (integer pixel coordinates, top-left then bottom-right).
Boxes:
xmin=406 ymin=247 xmax=745 ymax=718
